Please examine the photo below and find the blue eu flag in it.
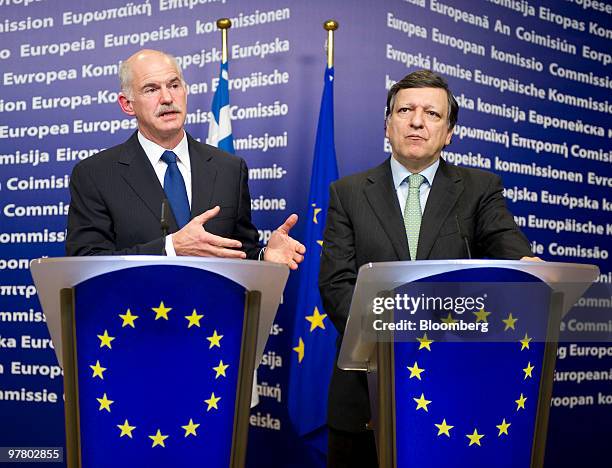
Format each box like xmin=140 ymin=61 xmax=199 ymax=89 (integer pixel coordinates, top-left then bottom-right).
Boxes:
xmin=393 ymin=270 xmax=550 ymax=467
xmin=288 ymin=66 xmax=339 ymax=444
xmin=74 ymin=266 xmax=244 ymax=467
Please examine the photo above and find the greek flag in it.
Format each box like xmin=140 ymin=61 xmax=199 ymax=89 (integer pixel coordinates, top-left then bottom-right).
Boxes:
xmin=207 ymin=59 xmax=234 ymax=153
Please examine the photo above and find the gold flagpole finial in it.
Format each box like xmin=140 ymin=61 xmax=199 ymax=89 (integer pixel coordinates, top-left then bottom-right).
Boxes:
xmin=217 ymin=18 xmax=232 ymax=63
xmin=323 ymin=20 xmax=339 ymax=69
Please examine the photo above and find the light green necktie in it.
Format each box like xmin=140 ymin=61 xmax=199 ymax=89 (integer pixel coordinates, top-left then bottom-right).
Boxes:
xmin=403 ymin=173 xmax=425 ymax=261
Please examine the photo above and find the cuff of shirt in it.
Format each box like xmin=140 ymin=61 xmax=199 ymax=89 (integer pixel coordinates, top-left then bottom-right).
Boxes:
xmin=165 ymin=235 xmax=177 ymax=256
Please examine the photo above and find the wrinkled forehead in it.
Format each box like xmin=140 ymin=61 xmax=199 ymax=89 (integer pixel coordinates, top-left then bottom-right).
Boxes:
xmin=394 ymin=87 xmax=449 ymax=112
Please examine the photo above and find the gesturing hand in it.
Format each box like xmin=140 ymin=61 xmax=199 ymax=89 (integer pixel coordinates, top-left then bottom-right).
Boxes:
xmin=264 ymin=214 xmax=306 ymax=270
xmin=172 ymin=206 xmax=247 ymax=258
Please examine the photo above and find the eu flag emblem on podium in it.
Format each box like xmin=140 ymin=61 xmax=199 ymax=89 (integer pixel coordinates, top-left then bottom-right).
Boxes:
xmin=70 ymin=266 xmax=245 ymax=468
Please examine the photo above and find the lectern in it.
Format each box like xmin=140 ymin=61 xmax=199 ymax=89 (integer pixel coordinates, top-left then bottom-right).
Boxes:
xmin=338 ymin=260 xmax=598 ymax=468
xmin=31 ymin=257 xmax=288 ymax=468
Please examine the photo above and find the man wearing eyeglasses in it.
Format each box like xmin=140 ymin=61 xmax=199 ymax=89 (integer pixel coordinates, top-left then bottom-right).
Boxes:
xmin=66 ymin=49 xmax=304 ymax=269
xmin=319 ymin=70 xmax=536 ymax=467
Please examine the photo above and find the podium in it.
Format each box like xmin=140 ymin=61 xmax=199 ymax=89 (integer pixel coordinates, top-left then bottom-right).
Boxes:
xmin=338 ymin=260 xmax=599 ymax=468
xmin=31 ymin=256 xmax=289 ymax=468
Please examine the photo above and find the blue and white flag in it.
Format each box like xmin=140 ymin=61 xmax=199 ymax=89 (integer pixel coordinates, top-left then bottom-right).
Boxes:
xmin=207 ymin=59 xmax=234 ymax=153
xmin=288 ymin=65 xmax=339 ymax=445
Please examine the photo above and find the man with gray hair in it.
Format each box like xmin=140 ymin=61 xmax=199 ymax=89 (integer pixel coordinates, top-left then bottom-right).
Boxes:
xmin=67 ymin=49 xmax=304 ymax=267
xmin=319 ymin=70 xmax=534 ymax=467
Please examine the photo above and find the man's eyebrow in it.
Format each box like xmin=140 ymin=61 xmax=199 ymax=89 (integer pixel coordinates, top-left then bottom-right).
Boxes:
xmin=396 ymin=102 xmax=438 ymax=108
xmin=140 ymin=81 xmax=160 ymax=90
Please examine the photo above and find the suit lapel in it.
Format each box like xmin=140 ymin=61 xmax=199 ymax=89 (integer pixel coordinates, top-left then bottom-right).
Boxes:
xmin=118 ymin=132 xmax=179 ymax=231
xmin=187 ymin=135 xmax=217 ymax=217
xmin=417 ymin=158 xmax=463 ymax=259
xmin=364 ymin=160 xmax=410 ymax=260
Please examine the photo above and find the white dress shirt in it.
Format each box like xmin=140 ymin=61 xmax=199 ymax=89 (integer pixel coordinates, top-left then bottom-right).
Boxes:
xmin=390 ymin=156 xmax=440 ymax=214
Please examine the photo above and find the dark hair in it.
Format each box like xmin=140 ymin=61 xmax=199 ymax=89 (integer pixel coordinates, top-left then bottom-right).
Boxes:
xmin=385 ymin=70 xmax=458 ymax=129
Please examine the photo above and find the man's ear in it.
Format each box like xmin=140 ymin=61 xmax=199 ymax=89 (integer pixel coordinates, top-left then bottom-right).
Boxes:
xmin=445 ymin=126 xmax=454 ymax=146
xmin=118 ymin=93 xmax=135 ymax=116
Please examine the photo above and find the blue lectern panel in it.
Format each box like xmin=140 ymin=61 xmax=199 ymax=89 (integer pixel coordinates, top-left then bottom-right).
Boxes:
xmin=394 ymin=268 xmax=549 ymax=468
xmin=73 ymin=265 xmax=245 ymax=468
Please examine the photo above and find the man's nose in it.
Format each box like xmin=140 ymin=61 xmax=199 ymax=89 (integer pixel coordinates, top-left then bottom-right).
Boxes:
xmin=409 ymin=108 xmax=424 ymax=128
xmin=159 ymin=86 xmax=173 ymax=103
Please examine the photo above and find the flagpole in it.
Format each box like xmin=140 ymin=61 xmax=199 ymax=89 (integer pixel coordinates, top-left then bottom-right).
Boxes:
xmin=324 ymin=20 xmax=338 ymax=69
xmin=217 ymin=18 xmax=232 ymax=62
xmin=287 ymin=19 xmax=339 ymax=439
xmin=208 ymin=18 xmax=235 ymax=153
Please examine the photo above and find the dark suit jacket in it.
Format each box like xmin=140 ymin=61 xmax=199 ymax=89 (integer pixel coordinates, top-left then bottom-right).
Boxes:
xmin=66 ymin=131 xmax=261 ymax=258
xmin=319 ymin=157 xmax=532 ymax=432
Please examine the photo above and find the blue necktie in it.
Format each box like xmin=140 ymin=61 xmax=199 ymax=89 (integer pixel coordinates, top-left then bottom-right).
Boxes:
xmin=161 ymin=150 xmax=190 ymax=228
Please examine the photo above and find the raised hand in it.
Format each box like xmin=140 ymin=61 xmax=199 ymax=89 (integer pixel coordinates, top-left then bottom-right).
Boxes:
xmin=264 ymin=214 xmax=306 ymax=270
xmin=172 ymin=206 xmax=247 ymax=258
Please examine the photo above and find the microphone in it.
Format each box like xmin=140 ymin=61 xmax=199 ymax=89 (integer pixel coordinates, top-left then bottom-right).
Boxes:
xmin=161 ymin=199 xmax=170 ymax=238
xmin=455 ymin=214 xmax=472 ymax=259
xmin=161 ymin=199 xmax=171 ymax=255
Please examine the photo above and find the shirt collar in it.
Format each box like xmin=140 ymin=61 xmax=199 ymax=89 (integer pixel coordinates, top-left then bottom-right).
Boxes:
xmin=390 ymin=156 xmax=440 ymax=189
xmin=137 ymin=131 xmax=190 ymax=170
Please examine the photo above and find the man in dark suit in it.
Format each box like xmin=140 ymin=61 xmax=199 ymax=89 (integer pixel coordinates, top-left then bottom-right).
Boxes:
xmin=319 ymin=70 xmax=535 ymax=467
xmin=66 ymin=49 xmax=304 ymax=268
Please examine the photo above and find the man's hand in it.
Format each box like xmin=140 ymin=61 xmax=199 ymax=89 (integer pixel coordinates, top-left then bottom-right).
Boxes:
xmin=264 ymin=214 xmax=306 ymax=270
xmin=172 ymin=206 xmax=246 ymax=258
xmin=521 ymin=256 xmax=543 ymax=261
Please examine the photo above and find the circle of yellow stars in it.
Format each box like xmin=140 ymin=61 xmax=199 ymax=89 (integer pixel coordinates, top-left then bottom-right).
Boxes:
xmin=89 ymin=300 xmax=229 ymax=448
xmin=291 ymin=202 xmax=328 ymax=364
xmin=407 ymin=308 xmax=535 ymax=447
xmin=293 ymin=306 xmax=328 ymax=364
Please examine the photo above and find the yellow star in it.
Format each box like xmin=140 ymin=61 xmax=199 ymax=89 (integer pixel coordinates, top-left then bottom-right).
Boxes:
xmin=417 ymin=333 xmax=434 ymax=351
xmin=413 ymin=393 xmax=431 ymax=412
xmin=293 ymin=337 xmax=305 ymax=363
xmin=441 ymin=312 xmax=457 ymax=324
xmin=496 ymin=419 xmax=511 ymax=436
xmin=117 ymin=419 xmax=136 ymax=438
xmin=149 ymin=429 xmax=168 ymax=448
xmin=473 ymin=308 xmax=491 ymax=323
xmin=407 ymin=362 xmax=425 ymax=380
xmin=519 ymin=333 xmax=532 ymax=351
xmin=312 ymin=205 xmax=322 ymax=224
xmin=523 ymin=362 xmax=535 ymax=379
xmin=515 ymin=393 xmax=527 ymax=411
xmin=185 ymin=309 xmax=203 ymax=328
xmin=119 ymin=308 xmax=138 ymax=328
xmin=90 ymin=360 xmax=107 ymax=379
xmin=96 ymin=393 xmax=113 ymax=412
xmin=502 ymin=313 xmax=518 ymax=331
xmin=181 ymin=419 xmax=200 ymax=437
xmin=97 ymin=330 xmax=115 ymax=349
xmin=204 ymin=392 xmax=221 ymax=411
xmin=466 ymin=428 xmax=484 ymax=446
xmin=207 ymin=330 xmax=223 ymax=349
xmin=213 ymin=360 xmax=229 ymax=379
xmin=152 ymin=301 xmax=172 ymax=320
xmin=435 ymin=419 xmax=454 ymax=437
xmin=305 ymin=306 xmax=327 ymax=332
